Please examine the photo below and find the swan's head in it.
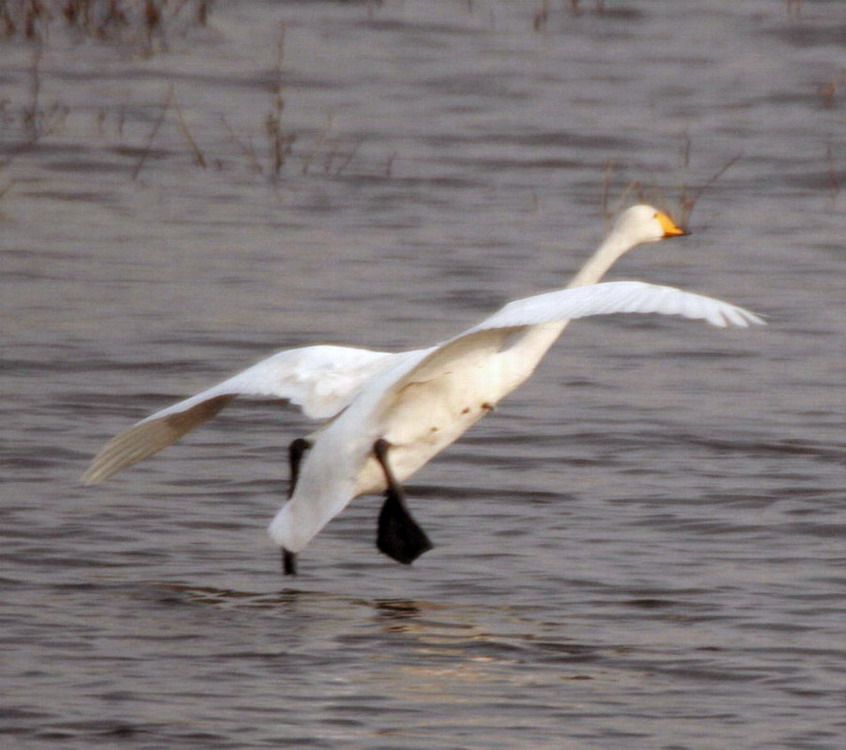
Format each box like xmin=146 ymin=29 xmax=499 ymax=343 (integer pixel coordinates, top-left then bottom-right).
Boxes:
xmin=613 ymin=204 xmax=688 ymax=247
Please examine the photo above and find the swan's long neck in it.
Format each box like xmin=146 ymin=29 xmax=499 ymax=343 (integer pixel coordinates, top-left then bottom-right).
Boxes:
xmin=512 ymin=227 xmax=636 ymax=359
xmin=566 ymin=227 xmax=634 ymax=289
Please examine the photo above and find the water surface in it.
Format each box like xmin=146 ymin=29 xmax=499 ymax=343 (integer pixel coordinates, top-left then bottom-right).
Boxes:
xmin=2 ymin=1 xmax=844 ymax=748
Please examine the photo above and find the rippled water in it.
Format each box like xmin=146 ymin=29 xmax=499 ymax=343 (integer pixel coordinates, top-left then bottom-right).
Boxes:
xmin=2 ymin=1 xmax=844 ymax=748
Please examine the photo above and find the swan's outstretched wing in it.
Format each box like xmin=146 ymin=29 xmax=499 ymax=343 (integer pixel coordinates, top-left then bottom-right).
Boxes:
xmin=82 ymin=345 xmax=396 ymax=484
xmin=471 ymin=280 xmax=765 ymax=332
xmin=390 ymin=281 xmax=765 ymax=390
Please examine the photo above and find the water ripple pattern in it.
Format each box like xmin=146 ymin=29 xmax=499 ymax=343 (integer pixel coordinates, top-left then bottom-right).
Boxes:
xmin=1 ymin=1 xmax=843 ymax=748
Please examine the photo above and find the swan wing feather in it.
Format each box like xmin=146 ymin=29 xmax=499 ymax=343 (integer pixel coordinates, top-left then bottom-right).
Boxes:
xmin=82 ymin=345 xmax=395 ymax=484
xmin=470 ymin=281 xmax=765 ymax=332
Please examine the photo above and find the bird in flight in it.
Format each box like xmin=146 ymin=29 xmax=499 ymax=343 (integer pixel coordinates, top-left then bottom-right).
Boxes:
xmin=83 ymin=205 xmax=764 ymax=573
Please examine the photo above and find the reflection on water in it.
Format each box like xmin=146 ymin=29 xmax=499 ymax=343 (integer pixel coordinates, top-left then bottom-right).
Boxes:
xmin=2 ymin=0 xmax=845 ymax=748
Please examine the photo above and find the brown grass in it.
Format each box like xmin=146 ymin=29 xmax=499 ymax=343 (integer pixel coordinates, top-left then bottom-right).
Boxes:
xmin=0 ymin=0 xmax=214 ymax=48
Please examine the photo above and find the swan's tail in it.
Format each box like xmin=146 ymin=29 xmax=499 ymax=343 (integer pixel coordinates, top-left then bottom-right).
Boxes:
xmin=268 ymin=478 xmax=358 ymax=554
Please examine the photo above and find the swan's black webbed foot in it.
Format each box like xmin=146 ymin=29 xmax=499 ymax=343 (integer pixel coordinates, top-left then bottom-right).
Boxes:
xmin=282 ymin=548 xmax=297 ymax=576
xmin=281 ymin=437 xmax=312 ymax=577
xmin=378 ymin=488 xmax=434 ymax=565
xmin=373 ymin=439 xmax=433 ymax=565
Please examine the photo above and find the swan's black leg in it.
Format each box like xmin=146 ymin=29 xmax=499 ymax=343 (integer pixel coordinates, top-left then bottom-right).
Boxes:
xmin=288 ymin=437 xmax=311 ymax=496
xmin=373 ymin=438 xmax=433 ymax=565
xmin=281 ymin=437 xmax=312 ymax=576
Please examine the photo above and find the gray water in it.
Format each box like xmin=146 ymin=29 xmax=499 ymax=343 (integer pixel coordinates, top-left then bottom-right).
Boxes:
xmin=2 ymin=1 xmax=844 ymax=748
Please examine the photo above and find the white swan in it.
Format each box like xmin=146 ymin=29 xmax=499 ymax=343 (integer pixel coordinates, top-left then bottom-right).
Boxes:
xmin=82 ymin=205 xmax=764 ymax=572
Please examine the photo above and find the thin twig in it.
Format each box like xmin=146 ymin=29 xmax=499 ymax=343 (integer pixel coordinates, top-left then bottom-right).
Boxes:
xmin=533 ymin=0 xmax=550 ymax=31
xmin=601 ymin=158 xmax=617 ymax=220
xmin=0 ymin=178 xmax=15 ymax=201
xmin=332 ymin=135 xmax=365 ymax=176
xmin=221 ymin=115 xmax=263 ymax=174
xmin=131 ymin=84 xmax=174 ymax=181
xmin=266 ymin=23 xmax=295 ymax=180
xmin=826 ymin=141 xmax=841 ymax=204
xmin=301 ymin=114 xmax=333 ymax=176
xmin=680 ymin=153 xmax=742 ymax=224
xmin=22 ymin=41 xmax=43 ymax=142
xmin=172 ymin=91 xmax=206 ymax=168
xmin=613 ymin=179 xmax=642 ymax=216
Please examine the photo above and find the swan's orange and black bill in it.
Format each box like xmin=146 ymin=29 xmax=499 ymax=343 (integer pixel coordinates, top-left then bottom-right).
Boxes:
xmin=656 ymin=211 xmax=688 ymax=238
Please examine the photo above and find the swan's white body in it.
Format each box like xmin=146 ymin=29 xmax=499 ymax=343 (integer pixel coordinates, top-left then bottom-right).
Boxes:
xmin=82 ymin=205 xmax=764 ymax=562
xmin=269 ymin=281 xmax=762 ymax=552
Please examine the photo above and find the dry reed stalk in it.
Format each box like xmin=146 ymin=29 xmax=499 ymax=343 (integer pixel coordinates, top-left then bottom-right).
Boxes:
xmin=599 ymin=136 xmax=741 ymax=229
xmin=20 ymin=40 xmax=68 ymax=143
xmin=1 ymin=0 xmax=214 ymax=45
xmin=677 ymin=153 xmax=742 ymax=225
xmin=172 ymin=92 xmax=206 ymax=169
xmin=131 ymin=84 xmax=173 ymax=180
xmin=825 ymin=141 xmax=841 ymax=204
xmin=329 ymin=135 xmax=365 ymax=176
xmin=265 ymin=23 xmax=295 ymax=180
xmin=786 ymin=0 xmax=803 ymax=20
xmin=221 ymin=115 xmax=263 ymax=174
xmin=300 ymin=115 xmax=332 ymax=176
xmin=533 ymin=0 xmax=550 ymax=31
